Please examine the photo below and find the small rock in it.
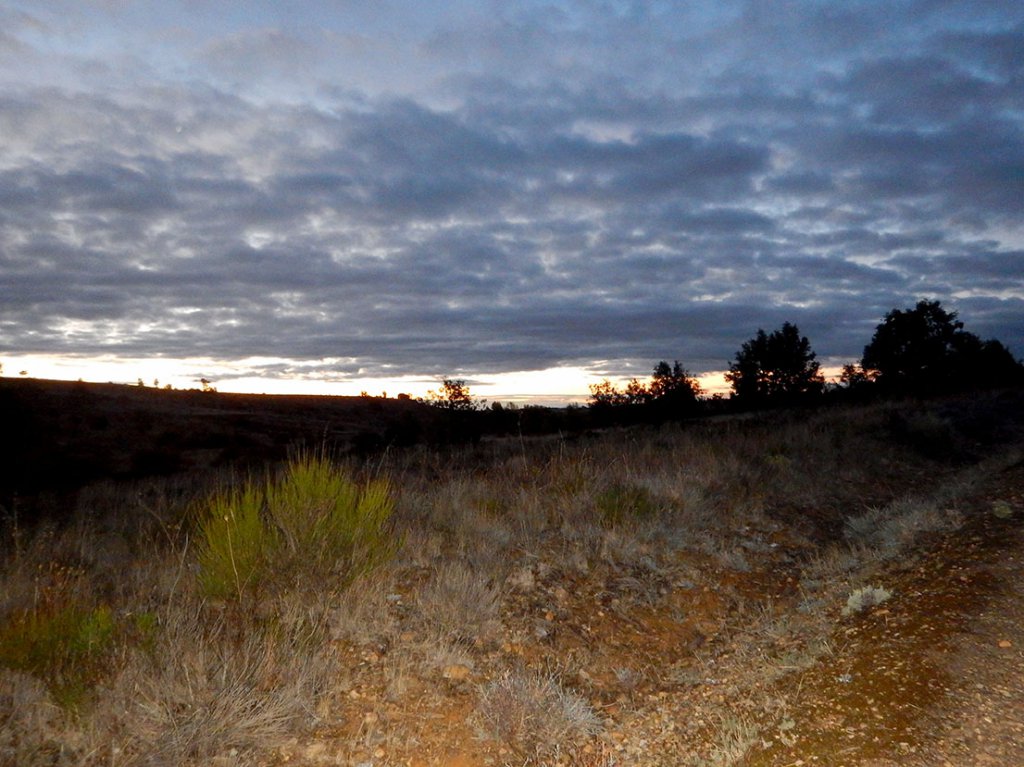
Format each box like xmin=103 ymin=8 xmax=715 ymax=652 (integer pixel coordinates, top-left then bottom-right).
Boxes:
xmin=998 ymin=639 xmax=1012 ymax=648
xmin=443 ymin=663 xmax=472 ymax=681
xmin=303 ymin=742 xmax=327 ymax=760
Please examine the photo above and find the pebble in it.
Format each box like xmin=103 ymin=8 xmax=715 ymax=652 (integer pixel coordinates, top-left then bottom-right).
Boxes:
xmin=443 ymin=663 xmax=472 ymax=681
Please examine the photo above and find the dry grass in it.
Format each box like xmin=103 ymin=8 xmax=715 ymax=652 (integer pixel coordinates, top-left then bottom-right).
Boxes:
xmin=476 ymin=667 xmax=602 ymax=762
xmin=2 ymin=395 xmax=1020 ymax=765
xmin=94 ymin=600 xmax=335 ymax=765
xmin=416 ymin=561 xmax=503 ymax=646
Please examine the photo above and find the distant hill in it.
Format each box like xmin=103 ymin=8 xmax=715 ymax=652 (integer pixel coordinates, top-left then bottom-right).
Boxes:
xmin=0 ymin=377 xmax=435 ymax=513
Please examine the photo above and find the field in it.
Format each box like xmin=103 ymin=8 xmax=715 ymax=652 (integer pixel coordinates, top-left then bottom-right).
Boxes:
xmin=2 ymin=381 xmax=1023 ymax=766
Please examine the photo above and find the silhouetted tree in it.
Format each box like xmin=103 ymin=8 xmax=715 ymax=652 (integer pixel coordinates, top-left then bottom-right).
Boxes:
xmin=648 ymin=360 xmax=702 ymax=419
xmin=839 ymin=363 xmax=876 ymax=389
xmin=971 ymin=339 xmax=1024 ymax=388
xmin=862 ymin=300 xmax=1023 ymax=394
xmin=424 ymin=378 xmax=482 ymax=411
xmin=588 ymin=360 xmax=703 ymax=423
xmin=588 ymin=379 xmax=628 ymax=409
xmin=726 ymin=322 xmax=823 ymax=406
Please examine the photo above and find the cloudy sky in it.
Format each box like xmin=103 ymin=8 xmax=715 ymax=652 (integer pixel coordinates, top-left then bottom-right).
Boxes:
xmin=1 ymin=1 xmax=1022 ymax=401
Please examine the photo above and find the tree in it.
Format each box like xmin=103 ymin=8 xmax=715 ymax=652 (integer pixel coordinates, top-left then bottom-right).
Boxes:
xmin=862 ymin=299 xmax=1024 ymax=394
xmin=424 ymin=378 xmax=482 ymax=411
xmin=588 ymin=379 xmax=628 ymax=410
xmin=726 ymin=322 xmax=823 ymax=406
xmin=588 ymin=360 xmax=703 ymax=422
xmin=648 ymin=360 xmax=702 ymax=419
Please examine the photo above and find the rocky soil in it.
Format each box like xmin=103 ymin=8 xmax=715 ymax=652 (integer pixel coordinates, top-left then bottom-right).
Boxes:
xmin=266 ymin=452 xmax=1024 ymax=766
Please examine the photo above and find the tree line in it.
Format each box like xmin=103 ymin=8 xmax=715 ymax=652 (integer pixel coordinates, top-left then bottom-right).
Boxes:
xmin=417 ymin=298 xmax=1022 ymax=441
xmin=584 ymin=299 xmax=1022 ymax=419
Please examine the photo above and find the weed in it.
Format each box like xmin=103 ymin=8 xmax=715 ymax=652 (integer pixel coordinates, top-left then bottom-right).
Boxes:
xmin=416 ymin=561 xmax=503 ymax=646
xmin=100 ymin=598 xmax=336 ymax=765
xmin=476 ymin=667 xmax=601 ymax=761
xmin=0 ymin=669 xmax=74 ymax=766
xmin=699 ymin=713 xmax=759 ymax=766
xmin=845 ymin=497 xmax=961 ymax=557
xmin=0 ymin=598 xmax=121 ymax=711
xmin=842 ymin=585 xmax=893 ymax=616
xmin=992 ymin=499 xmax=1014 ymax=519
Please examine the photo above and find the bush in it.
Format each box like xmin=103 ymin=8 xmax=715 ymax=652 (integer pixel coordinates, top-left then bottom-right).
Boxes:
xmin=0 ymin=602 xmax=118 ymax=710
xmin=197 ymin=483 xmax=274 ymax=600
xmin=196 ymin=456 xmax=397 ymax=600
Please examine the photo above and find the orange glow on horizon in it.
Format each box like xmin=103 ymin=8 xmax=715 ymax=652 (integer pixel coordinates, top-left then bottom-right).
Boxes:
xmin=0 ymin=354 xmax=847 ymax=405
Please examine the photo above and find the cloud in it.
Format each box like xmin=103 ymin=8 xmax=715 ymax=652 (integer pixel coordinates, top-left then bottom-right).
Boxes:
xmin=0 ymin=1 xmax=1022 ymax=389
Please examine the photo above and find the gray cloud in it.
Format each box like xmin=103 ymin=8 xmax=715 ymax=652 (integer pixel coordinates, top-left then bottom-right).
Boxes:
xmin=1 ymin=1 xmax=1022 ymax=390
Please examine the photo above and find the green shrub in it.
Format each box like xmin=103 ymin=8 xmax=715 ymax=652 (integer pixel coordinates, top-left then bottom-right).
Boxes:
xmin=196 ymin=456 xmax=397 ymax=600
xmin=197 ymin=483 xmax=275 ymax=600
xmin=0 ymin=602 xmax=118 ymax=710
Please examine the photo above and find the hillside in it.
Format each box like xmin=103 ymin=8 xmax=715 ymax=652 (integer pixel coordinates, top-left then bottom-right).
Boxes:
xmin=0 ymin=377 xmax=434 ymax=517
xmin=1 ymin=388 xmax=1023 ymax=766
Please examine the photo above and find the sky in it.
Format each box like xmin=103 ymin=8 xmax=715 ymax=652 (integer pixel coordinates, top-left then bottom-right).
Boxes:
xmin=1 ymin=1 xmax=1022 ymax=403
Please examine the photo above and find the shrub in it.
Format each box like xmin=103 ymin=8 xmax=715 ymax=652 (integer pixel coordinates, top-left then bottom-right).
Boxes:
xmin=0 ymin=602 xmax=118 ymax=710
xmin=594 ymin=482 xmax=659 ymax=527
xmin=476 ymin=668 xmax=601 ymax=759
xmin=197 ymin=483 xmax=275 ymax=600
xmin=266 ymin=455 xmax=396 ymax=577
xmin=196 ymin=456 xmax=397 ymax=600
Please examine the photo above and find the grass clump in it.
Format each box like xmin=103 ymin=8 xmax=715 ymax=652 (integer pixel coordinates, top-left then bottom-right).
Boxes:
xmin=196 ymin=454 xmax=397 ymax=600
xmin=477 ymin=668 xmax=601 ymax=761
xmin=594 ymin=481 xmax=660 ymax=527
xmin=99 ymin=600 xmax=336 ymax=765
xmin=842 ymin=585 xmax=893 ymax=616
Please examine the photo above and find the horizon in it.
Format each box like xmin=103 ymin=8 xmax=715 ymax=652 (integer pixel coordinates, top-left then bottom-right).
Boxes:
xmin=0 ymin=357 xmax=746 ymax=406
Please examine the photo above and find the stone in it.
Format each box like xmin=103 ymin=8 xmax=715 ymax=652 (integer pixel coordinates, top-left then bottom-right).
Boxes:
xmin=443 ymin=663 xmax=472 ymax=681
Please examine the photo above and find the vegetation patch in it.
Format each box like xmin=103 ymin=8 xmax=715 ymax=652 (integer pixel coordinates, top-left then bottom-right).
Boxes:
xmin=842 ymin=585 xmax=893 ymax=616
xmin=594 ymin=481 xmax=661 ymax=527
xmin=196 ymin=454 xmax=398 ymax=600
xmin=0 ymin=600 xmax=124 ymax=711
xmin=476 ymin=668 xmax=601 ymax=761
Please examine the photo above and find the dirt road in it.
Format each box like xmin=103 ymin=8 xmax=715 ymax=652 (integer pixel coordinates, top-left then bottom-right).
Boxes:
xmin=741 ymin=458 xmax=1024 ymax=767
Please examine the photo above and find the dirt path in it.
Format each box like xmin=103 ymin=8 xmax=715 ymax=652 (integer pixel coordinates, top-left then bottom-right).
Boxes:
xmin=742 ymin=458 xmax=1024 ymax=767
